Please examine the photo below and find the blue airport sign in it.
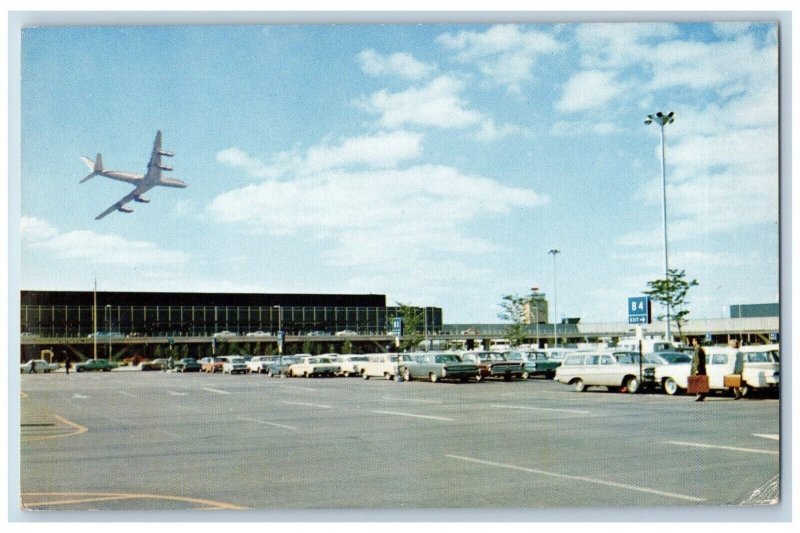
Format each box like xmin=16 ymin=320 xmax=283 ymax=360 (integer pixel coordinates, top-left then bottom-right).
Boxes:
xmin=392 ymin=317 xmax=404 ymax=336
xmin=627 ymin=296 xmax=651 ymax=324
xmin=769 ymin=332 xmax=778 ymax=341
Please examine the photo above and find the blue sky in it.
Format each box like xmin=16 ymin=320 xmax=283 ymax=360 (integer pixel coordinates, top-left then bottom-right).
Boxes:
xmin=18 ymin=21 xmax=780 ymax=323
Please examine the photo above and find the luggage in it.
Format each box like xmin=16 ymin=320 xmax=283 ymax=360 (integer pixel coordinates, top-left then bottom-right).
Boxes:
xmin=687 ymin=374 xmax=710 ymax=394
xmin=724 ymin=374 xmax=742 ymax=388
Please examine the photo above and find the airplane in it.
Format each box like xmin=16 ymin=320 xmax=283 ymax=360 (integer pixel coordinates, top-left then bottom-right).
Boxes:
xmin=80 ymin=130 xmax=188 ymax=220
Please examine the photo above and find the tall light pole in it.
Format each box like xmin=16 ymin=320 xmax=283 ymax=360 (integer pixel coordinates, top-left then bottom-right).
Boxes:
xmin=548 ymin=249 xmax=560 ymax=348
xmin=274 ymin=305 xmax=283 ymax=357
xmin=105 ymin=304 xmax=111 ymax=360
xmin=645 ymin=111 xmax=675 ymax=342
xmin=530 ymin=287 xmax=540 ymax=348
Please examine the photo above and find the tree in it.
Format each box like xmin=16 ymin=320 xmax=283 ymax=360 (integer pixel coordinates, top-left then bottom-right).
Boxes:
xmin=497 ymin=294 xmax=529 ymax=347
xmin=643 ymin=268 xmax=699 ymax=342
xmin=342 ymin=339 xmax=353 ymax=354
xmin=394 ymin=302 xmax=424 ymax=352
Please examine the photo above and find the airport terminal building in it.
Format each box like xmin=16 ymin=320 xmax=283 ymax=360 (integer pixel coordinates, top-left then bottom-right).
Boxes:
xmin=20 ymin=290 xmax=443 ymax=338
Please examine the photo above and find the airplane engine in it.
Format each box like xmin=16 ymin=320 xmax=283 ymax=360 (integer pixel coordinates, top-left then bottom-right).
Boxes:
xmin=133 ymin=196 xmax=150 ymax=203
xmin=158 ymin=165 xmax=174 ymax=171
xmin=158 ymin=150 xmax=174 ymax=157
xmin=118 ymin=206 xmax=134 ymax=213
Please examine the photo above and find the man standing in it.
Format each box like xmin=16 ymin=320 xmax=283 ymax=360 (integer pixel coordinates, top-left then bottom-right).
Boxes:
xmin=691 ymin=337 xmax=707 ymax=402
xmin=64 ymin=351 xmax=71 ymax=375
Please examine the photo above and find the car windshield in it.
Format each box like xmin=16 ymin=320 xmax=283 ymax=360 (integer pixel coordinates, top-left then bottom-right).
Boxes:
xmin=314 ymin=358 xmax=333 ymax=363
xmin=505 ymin=352 xmax=523 ymax=361
xmin=435 ymin=355 xmax=461 ymax=363
xmin=746 ymin=352 xmax=771 ymax=363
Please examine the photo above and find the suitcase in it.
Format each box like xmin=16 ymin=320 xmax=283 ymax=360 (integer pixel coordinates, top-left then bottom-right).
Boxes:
xmin=724 ymin=374 xmax=742 ymax=388
xmin=687 ymin=374 xmax=710 ymax=394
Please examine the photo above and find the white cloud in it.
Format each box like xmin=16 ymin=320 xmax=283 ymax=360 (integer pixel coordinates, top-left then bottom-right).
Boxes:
xmin=356 ymin=76 xmax=525 ymax=141
xmin=21 ymin=216 xmax=189 ymax=267
xmin=217 ymin=130 xmax=425 ymax=179
xmin=357 ymin=49 xmax=436 ymax=80
xmin=437 ymin=24 xmax=564 ymax=93
xmin=557 ymin=70 xmax=625 ymax=112
xmin=357 ymin=75 xmax=484 ymax=130
xmin=20 ymin=216 xmax=58 ymax=241
xmin=207 ymin=164 xmax=549 ymax=267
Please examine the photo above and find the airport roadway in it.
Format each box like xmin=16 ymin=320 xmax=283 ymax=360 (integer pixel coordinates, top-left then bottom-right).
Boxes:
xmin=18 ymin=371 xmax=781 ymax=519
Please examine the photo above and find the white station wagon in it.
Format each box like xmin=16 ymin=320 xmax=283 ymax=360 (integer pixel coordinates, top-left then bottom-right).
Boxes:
xmin=555 ymin=351 xmax=652 ymax=393
xmin=360 ymin=354 xmax=399 ymax=380
xmin=739 ymin=344 xmax=780 ymax=396
xmin=653 ymin=346 xmax=743 ymax=396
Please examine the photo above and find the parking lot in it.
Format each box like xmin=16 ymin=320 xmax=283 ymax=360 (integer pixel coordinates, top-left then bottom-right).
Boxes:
xmin=18 ymin=371 xmax=781 ymax=516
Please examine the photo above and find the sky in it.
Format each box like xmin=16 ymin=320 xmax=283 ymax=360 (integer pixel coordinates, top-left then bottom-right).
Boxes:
xmin=16 ymin=19 xmax=780 ymax=324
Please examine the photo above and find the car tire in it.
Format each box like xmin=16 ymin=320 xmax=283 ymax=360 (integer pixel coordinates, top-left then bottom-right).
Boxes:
xmin=430 ymin=373 xmax=438 ymax=383
xmin=503 ymin=373 xmax=512 ymax=381
xmin=76 ymin=367 xmax=84 ymax=373
xmin=267 ymin=369 xmax=273 ymax=377
xmin=475 ymin=374 xmax=483 ymax=382
xmin=625 ymin=376 xmax=640 ymax=394
xmin=343 ymin=371 xmax=350 ymax=378
xmin=403 ymin=368 xmax=412 ymax=382
xmin=363 ymin=373 xmax=370 ymax=380
xmin=521 ymin=371 xmax=530 ymax=380
xmin=663 ymin=377 xmax=680 ymax=396
xmin=573 ymin=378 xmax=585 ymax=392
xmin=545 ymin=371 xmax=556 ymax=380
xmin=739 ymin=384 xmax=750 ymax=398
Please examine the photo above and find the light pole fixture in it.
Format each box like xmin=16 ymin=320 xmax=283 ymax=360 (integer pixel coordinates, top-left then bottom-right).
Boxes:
xmin=548 ymin=249 xmax=561 ymax=348
xmin=530 ymin=287 xmax=540 ymax=348
xmin=644 ymin=111 xmax=675 ymax=342
xmin=106 ymin=304 xmax=111 ymax=360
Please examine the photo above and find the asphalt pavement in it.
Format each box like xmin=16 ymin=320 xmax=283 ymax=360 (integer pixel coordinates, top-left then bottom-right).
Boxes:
xmin=17 ymin=371 xmax=781 ymax=518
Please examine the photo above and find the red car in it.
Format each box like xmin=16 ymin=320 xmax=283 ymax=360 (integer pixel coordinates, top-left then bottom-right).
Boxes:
xmin=199 ymin=357 xmax=224 ymax=373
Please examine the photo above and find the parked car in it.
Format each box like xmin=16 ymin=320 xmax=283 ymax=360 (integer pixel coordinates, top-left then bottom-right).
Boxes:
xmin=74 ymin=358 xmax=116 ymax=372
xmin=174 ymin=358 xmax=201 ymax=372
xmin=335 ymin=330 xmax=358 ymax=336
xmin=140 ymin=358 xmax=170 ymax=371
xmin=504 ymin=350 xmax=563 ymax=379
xmin=246 ymin=355 xmax=274 ymax=374
xmin=653 ymin=346 xmax=744 ymax=396
xmin=221 ymin=356 xmax=248 ymax=374
xmin=198 ymin=357 xmax=225 ymax=373
xmin=87 ymin=331 xmax=125 ymax=339
xmin=265 ymin=356 xmax=299 ymax=377
xmin=360 ymin=353 xmax=400 ymax=380
xmin=20 ymin=359 xmax=59 ymax=373
xmin=287 ymin=356 xmax=340 ymax=377
xmin=641 ymin=351 xmax=693 ymax=392
xmin=246 ymin=331 xmax=271 ymax=337
xmin=738 ymin=344 xmax=779 ymax=397
xmin=399 ymin=352 xmax=479 ymax=383
xmin=458 ymin=351 xmax=524 ymax=381
xmin=555 ymin=351 xmax=656 ymax=393
xmin=213 ymin=330 xmax=237 ymax=338
xmin=334 ymin=354 xmax=370 ymax=377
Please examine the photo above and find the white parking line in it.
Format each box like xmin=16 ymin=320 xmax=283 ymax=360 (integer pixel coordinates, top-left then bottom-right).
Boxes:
xmin=489 ymin=404 xmax=590 ymax=415
xmin=168 ymin=391 xmax=188 ymax=396
xmin=115 ymin=391 xmax=136 ymax=398
xmin=383 ymin=396 xmax=443 ymax=404
xmin=445 ymin=454 xmax=707 ymax=503
xmin=753 ymin=434 xmax=779 ymax=441
xmin=281 ymin=401 xmax=332 ymax=409
xmin=201 ymin=388 xmax=230 ymax=395
xmin=73 ymin=394 xmax=88 ymax=399
xmin=373 ymin=410 xmax=453 ymax=422
xmin=665 ymin=441 xmax=779 ymax=455
xmin=237 ymin=417 xmax=298 ymax=431
xmin=278 ymin=385 xmax=318 ymax=392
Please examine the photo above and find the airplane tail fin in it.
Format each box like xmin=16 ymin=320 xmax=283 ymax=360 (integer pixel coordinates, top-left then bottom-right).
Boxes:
xmin=79 ymin=154 xmax=103 ymax=183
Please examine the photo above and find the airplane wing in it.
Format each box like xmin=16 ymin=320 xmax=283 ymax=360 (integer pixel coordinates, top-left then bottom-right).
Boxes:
xmin=95 ymin=190 xmax=140 ymax=220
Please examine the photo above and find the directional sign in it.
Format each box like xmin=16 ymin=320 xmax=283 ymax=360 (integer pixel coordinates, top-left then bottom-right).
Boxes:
xmin=392 ymin=317 xmax=404 ymax=336
xmin=769 ymin=332 xmax=778 ymax=341
xmin=277 ymin=330 xmax=285 ymax=347
xmin=627 ymin=296 xmax=651 ymax=324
